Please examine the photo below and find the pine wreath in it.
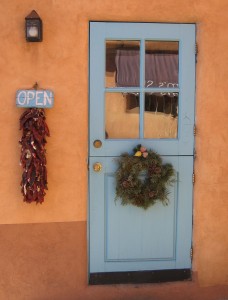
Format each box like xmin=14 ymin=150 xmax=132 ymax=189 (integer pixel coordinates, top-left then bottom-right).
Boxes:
xmin=115 ymin=145 xmax=175 ymax=209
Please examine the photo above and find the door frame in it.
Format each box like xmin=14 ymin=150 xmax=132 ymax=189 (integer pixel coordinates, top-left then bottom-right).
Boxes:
xmin=88 ymin=21 xmax=196 ymax=285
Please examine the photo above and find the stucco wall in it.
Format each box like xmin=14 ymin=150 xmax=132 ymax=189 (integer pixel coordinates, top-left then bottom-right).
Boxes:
xmin=0 ymin=0 xmax=227 ymax=291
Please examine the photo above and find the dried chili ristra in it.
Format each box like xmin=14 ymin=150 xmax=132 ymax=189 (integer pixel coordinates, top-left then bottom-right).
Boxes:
xmin=19 ymin=108 xmax=50 ymax=203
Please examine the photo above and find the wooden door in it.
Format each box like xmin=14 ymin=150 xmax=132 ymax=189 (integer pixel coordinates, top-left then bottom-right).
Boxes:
xmin=89 ymin=22 xmax=195 ymax=284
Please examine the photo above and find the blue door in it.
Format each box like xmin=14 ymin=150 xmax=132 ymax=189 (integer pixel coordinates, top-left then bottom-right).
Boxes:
xmin=89 ymin=22 xmax=195 ymax=283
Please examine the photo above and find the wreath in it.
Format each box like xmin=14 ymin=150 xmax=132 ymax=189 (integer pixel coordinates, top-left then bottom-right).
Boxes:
xmin=115 ymin=145 xmax=175 ymax=209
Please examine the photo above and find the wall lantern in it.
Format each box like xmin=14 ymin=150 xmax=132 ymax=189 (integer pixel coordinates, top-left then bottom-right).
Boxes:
xmin=25 ymin=10 xmax=42 ymax=42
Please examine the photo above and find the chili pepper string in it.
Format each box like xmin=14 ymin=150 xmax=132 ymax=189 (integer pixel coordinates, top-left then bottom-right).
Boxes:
xmin=19 ymin=108 xmax=50 ymax=203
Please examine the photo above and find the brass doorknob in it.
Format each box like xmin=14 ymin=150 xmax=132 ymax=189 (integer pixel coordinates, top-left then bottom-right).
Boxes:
xmin=93 ymin=140 xmax=102 ymax=148
xmin=93 ymin=162 xmax=102 ymax=172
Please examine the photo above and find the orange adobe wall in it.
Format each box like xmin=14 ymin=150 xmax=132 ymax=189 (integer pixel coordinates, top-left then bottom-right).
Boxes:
xmin=0 ymin=0 xmax=227 ymax=298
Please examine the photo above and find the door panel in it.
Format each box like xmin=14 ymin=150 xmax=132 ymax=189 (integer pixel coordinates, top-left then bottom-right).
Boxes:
xmin=89 ymin=22 xmax=195 ymax=280
xmin=89 ymin=22 xmax=195 ymax=157
xmin=89 ymin=156 xmax=193 ymax=273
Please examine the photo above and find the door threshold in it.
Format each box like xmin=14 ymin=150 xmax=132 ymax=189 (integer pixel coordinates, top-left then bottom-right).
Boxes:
xmin=89 ymin=269 xmax=191 ymax=285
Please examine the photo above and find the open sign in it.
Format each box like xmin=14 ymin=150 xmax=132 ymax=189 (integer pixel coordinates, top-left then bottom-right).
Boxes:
xmin=16 ymin=90 xmax=54 ymax=108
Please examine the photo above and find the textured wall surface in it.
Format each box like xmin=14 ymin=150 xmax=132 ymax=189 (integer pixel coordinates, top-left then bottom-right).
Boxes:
xmin=0 ymin=222 xmax=227 ymax=300
xmin=0 ymin=0 xmax=227 ymax=293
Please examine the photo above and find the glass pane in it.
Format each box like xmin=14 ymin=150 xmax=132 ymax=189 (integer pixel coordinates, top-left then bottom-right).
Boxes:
xmin=105 ymin=92 xmax=139 ymax=139
xmin=106 ymin=41 xmax=140 ymax=88
xmin=144 ymin=92 xmax=178 ymax=139
xmin=145 ymin=41 xmax=179 ymax=88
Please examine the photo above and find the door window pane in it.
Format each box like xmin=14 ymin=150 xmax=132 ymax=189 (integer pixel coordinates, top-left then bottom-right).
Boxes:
xmin=145 ymin=41 xmax=179 ymax=88
xmin=106 ymin=41 xmax=140 ymax=88
xmin=105 ymin=92 xmax=139 ymax=139
xmin=144 ymin=92 xmax=178 ymax=139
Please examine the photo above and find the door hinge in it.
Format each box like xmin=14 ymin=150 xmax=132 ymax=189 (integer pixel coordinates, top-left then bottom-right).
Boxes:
xmin=194 ymin=148 xmax=197 ymax=159
xmin=193 ymin=125 xmax=196 ymax=136
xmin=190 ymin=247 xmax=193 ymax=261
xmin=195 ymin=43 xmax=198 ymax=63
xmin=192 ymin=172 xmax=195 ymax=184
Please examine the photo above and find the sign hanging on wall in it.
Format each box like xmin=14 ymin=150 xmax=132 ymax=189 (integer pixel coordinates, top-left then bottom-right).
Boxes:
xmin=16 ymin=89 xmax=54 ymax=108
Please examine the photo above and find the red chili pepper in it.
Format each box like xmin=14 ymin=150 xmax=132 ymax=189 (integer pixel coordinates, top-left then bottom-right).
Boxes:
xmin=19 ymin=108 xmax=50 ymax=203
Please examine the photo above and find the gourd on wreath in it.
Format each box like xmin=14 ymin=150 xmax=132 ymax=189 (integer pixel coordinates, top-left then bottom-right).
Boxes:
xmin=115 ymin=145 xmax=175 ymax=210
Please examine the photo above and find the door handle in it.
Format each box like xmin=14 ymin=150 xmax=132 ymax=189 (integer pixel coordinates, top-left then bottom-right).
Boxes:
xmin=93 ymin=162 xmax=102 ymax=172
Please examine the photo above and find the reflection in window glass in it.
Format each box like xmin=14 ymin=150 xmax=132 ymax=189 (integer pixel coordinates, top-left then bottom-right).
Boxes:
xmin=144 ymin=92 xmax=178 ymax=139
xmin=145 ymin=41 xmax=179 ymax=88
xmin=106 ymin=40 xmax=140 ymax=88
xmin=105 ymin=92 xmax=139 ymax=139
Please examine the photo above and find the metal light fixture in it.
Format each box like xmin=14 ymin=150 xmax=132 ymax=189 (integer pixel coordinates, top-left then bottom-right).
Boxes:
xmin=25 ymin=10 xmax=42 ymax=42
